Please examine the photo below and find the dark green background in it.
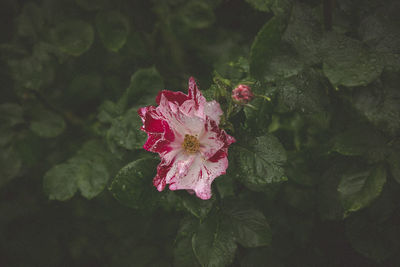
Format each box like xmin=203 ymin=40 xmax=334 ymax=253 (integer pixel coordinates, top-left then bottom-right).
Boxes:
xmin=1 ymin=0 xmax=400 ymax=266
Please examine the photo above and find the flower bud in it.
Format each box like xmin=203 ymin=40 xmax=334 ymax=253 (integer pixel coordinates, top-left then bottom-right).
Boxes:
xmin=232 ymin=84 xmax=254 ymax=104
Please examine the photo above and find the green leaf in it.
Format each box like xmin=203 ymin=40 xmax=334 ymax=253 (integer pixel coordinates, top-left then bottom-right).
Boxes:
xmin=233 ymin=134 xmax=287 ymax=189
xmin=338 ymin=164 xmax=387 ymax=217
xmin=43 ymin=140 xmax=111 ymax=200
xmin=43 ymin=163 xmax=79 ymax=201
xmin=109 ymin=157 xmax=159 ymax=209
xmin=50 ymin=19 xmax=94 ymax=56
xmin=121 ymin=67 xmax=164 ymax=109
xmin=96 ymin=11 xmax=130 ymax=52
xmin=30 ymin=106 xmax=66 ymax=138
xmin=173 ymin=217 xmax=201 ymax=267
xmin=97 ymin=100 xmax=122 ymax=123
xmin=317 ymin=161 xmax=345 ymax=221
xmin=71 ymin=160 xmax=109 ymax=200
xmin=245 ymin=0 xmax=292 ymax=15
xmin=244 ymin=97 xmax=271 ymax=135
xmin=359 ymin=3 xmax=400 ymax=71
xmin=330 ymin=126 xmax=388 ymax=162
xmin=175 ymin=191 xmax=215 ymax=219
xmin=322 ymin=33 xmax=383 ymax=87
xmin=223 ymin=201 xmax=272 ymax=247
xmin=275 ymin=69 xmax=330 ymax=113
xmin=0 ymin=146 xmax=22 ymax=188
xmin=7 ymin=43 xmax=57 ymax=91
xmin=353 ymin=73 xmax=400 ymax=137
xmin=215 ymin=175 xmax=235 ymax=199
xmin=249 ymin=16 xmax=288 ymax=80
xmin=192 ymin=211 xmax=237 ymax=267
xmin=180 ymin=1 xmax=215 ymax=29
xmin=106 ymin=107 xmax=147 ymax=153
xmin=282 ymin=3 xmax=323 ymax=65
xmin=245 ymin=0 xmax=272 ymax=12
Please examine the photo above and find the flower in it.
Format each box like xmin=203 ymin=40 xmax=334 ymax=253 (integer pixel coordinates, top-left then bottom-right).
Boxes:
xmin=232 ymin=84 xmax=254 ymax=104
xmin=138 ymin=77 xmax=235 ymax=200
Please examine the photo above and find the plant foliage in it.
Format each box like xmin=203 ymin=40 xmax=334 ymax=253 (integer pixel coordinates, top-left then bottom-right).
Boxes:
xmin=1 ymin=0 xmax=400 ymax=266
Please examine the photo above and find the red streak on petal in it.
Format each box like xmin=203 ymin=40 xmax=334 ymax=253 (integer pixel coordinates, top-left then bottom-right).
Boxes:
xmin=208 ymin=150 xmax=227 ymax=163
xmin=188 ymin=77 xmax=201 ymax=109
xmin=156 ymin=90 xmax=189 ymax=105
xmin=153 ymin=160 xmax=173 ymax=191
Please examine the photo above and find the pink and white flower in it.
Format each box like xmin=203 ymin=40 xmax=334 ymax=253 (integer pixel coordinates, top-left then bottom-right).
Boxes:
xmin=138 ymin=77 xmax=235 ymax=200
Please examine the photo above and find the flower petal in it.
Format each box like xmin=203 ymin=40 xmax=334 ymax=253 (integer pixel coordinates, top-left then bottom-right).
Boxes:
xmin=156 ymin=90 xmax=189 ymax=106
xmin=204 ymin=100 xmax=223 ymax=125
xmin=138 ymin=106 xmax=175 ymax=154
xmin=168 ymin=154 xmax=229 ymax=200
xmin=199 ymin=118 xmax=235 ymax=160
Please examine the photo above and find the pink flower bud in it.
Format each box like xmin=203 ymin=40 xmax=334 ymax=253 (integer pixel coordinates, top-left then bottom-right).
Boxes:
xmin=232 ymin=84 xmax=254 ymax=104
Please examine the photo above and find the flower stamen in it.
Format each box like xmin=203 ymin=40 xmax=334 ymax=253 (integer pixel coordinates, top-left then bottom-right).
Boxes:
xmin=182 ymin=134 xmax=200 ymax=153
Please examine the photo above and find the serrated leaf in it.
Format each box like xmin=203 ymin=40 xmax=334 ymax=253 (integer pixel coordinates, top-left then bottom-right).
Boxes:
xmin=176 ymin=191 xmax=215 ymax=219
xmin=192 ymin=211 xmax=237 ymax=267
xmin=50 ymin=19 xmax=94 ymax=56
xmin=96 ymin=11 xmax=130 ymax=52
xmin=282 ymin=3 xmax=323 ymax=65
xmin=234 ymin=134 xmax=287 ymax=189
xmin=338 ymin=165 xmax=387 ymax=217
xmin=174 ymin=217 xmax=200 ymax=267
xmin=121 ymin=67 xmax=164 ymax=109
xmin=7 ymin=43 xmax=57 ymax=91
xmin=275 ymin=69 xmax=329 ymax=113
xmin=331 ymin=126 xmax=388 ymax=162
xmin=30 ymin=106 xmax=66 ymax=138
xmin=223 ymin=201 xmax=272 ymax=247
xmin=109 ymin=157 xmax=159 ymax=209
xmin=43 ymin=163 xmax=79 ymax=201
xmin=353 ymin=73 xmax=400 ymax=137
xmin=249 ymin=16 xmax=288 ymax=80
xmin=43 ymin=140 xmax=111 ymax=201
xmin=106 ymin=107 xmax=147 ymax=153
xmin=322 ymin=33 xmax=383 ymax=87
xmin=97 ymin=100 xmax=122 ymax=123
xmin=244 ymin=97 xmax=271 ymax=135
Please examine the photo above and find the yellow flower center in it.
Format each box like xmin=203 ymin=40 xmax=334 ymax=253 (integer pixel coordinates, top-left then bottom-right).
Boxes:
xmin=182 ymin=134 xmax=200 ymax=153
